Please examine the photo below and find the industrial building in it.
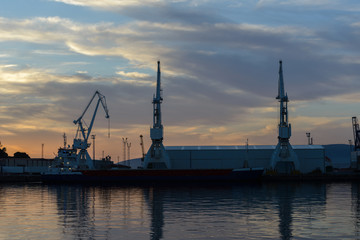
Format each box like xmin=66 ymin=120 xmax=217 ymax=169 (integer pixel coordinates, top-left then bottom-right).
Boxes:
xmin=0 ymin=158 xmax=53 ymax=174
xmin=166 ymin=145 xmax=325 ymax=174
xmin=162 ymin=61 xmax=326 ymax=174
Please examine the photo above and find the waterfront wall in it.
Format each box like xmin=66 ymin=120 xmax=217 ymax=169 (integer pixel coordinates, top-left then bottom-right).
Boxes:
xmin=166 ymin=145 xmax=325 ymax=174
xmin=0 ymin=158 xmax=53 ymax=174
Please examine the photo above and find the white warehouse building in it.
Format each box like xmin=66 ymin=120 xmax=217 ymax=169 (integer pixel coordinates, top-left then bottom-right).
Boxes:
xmin=165 ymin=145 xmax=325 ymax=174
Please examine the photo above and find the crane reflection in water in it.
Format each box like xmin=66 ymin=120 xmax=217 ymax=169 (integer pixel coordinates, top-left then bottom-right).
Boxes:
xmin=46 ymin=182 xmax=329 ymax=240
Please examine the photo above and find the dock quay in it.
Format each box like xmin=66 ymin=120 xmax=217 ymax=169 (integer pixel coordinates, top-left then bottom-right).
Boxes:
xmin=263 ymin=171 xmax=360 ymax=182
xmin=0 ymin=174 xmax=41 ymax=183
xmin=1 ymin=170 xmax=360 ymax=183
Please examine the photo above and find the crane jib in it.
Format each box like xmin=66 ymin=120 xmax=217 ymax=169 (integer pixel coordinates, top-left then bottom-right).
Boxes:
xmin=73 ymin=90 xmax=110 ymax=149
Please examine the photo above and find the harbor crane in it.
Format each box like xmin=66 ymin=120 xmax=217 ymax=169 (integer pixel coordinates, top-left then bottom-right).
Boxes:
xmin=143 ymin=61 xmax=171 ymax=169
xmin=73 ymin=90 xmax=110 ymax=169
xmin=351 ymin=116 xmax=360 ymax=169
xmin=270 ymin=61 xmax=299 ymax=174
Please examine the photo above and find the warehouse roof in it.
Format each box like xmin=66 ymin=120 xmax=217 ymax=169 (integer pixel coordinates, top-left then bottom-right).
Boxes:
xmin=165 ymin=145 xmax=324 ymax=151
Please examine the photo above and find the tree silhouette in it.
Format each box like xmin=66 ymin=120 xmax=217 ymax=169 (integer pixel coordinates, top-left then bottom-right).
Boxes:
xmin=14 ymin=152 xmax=30 ymax=159
xmin=0 ymin=142 xmax=8 ymax=158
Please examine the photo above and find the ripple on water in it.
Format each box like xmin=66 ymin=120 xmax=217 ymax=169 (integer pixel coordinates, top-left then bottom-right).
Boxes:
xmin=0 ymin=182 xmax=359 ymax=239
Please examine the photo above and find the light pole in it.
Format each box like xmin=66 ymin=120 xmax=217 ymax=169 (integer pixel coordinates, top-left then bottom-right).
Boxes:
xmin=306 ymin=133 xmax=311 ymax=145
xmin=91 ymin=135 xmax=96 ymax=160
xmin=122 ymin=137 xmax=127 ymax=162
xmin=127 ymin=142 xmax=131 ymax=163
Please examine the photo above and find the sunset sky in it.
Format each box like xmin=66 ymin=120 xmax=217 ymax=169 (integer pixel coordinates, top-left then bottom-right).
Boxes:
xmin=0 ymin=0 xmax=359 ymax=159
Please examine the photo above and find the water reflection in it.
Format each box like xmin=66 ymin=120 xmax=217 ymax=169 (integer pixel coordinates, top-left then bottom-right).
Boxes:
xmin=50 ymin=185 xmax=96 ymax=239
xmin=269 ymin=183 xmax=326 ymax=240
xmin=143 ymin=183 xmax=326 ymax=240
xmin=276 ymin=184 xmax=294 ymax=240
xmin=144 ymin=187 xmax=165 ymax=240
xmin=45 ymin=182 xmax=328 ymax=240
xmin=352 ymin=182 xmax=360 ymax=238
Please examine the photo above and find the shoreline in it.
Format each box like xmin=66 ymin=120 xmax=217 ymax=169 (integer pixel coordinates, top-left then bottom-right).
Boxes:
xmin=1 ymin=171 xmax=360 ymax=183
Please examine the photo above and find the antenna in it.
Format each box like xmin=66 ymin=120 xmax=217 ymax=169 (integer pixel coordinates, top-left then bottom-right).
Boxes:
xmin=63 ymin=133 xmax=67 ymax=148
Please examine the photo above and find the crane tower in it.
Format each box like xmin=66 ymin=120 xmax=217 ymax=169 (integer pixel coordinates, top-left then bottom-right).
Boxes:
xmin=270 ymin=61 xmax=299 ymax=174
xmin=352 ymin=117 xmax=360 ymax=151
xmin=351 ymin=116 xmax=360 ymax=169
xmin=143 ymin=61 xmax=171 ymax=169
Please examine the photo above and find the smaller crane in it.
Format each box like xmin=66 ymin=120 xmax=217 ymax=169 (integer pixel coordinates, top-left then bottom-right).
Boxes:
xmin=73 ymin=90 xmax=110 ymax=169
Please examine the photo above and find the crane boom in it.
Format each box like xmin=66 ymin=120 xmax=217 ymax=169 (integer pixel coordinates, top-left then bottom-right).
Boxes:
xmin=74 ymin=90 xmax=109 ymax=139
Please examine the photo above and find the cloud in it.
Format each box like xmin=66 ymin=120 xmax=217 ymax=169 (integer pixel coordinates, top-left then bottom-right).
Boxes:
xmin=1 ymin=4 xmax=348 ymax=103
xmin=256 ymin=0 xmax=359 ymax=9
xmin=53 ymin=0 xmax=165 ymax=8
xmin=0 ymin=64 xmax=98 ymax=85
xmin=1 ymin=1 xmax=360 ymax=157
xmin=3 ymin=64 xmax=17 ymax=68
xmin=0 ymin=17 xmax=72 ymax=43
xmin=32 ymin=49 xmax=73 ymax=56
xmin=209 ymin=126 xmax=227 ymax=134
xmin=61 ymin=61 xmax=89 ymax=66
xmin=0 ymin=15 xmax=355 ymax=102
xmin=116 ymin=71 xmax=150 ymax=79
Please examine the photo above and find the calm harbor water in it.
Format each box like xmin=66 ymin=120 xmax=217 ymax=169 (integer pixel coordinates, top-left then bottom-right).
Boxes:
xmin=0 ymin=181 xmax=359 ymax=239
